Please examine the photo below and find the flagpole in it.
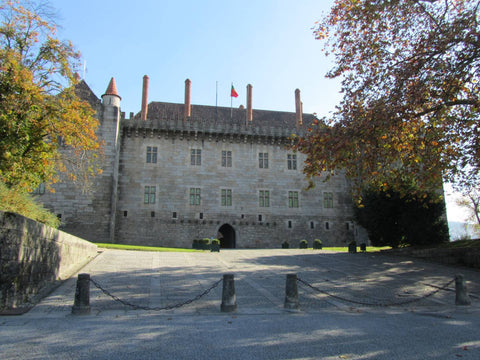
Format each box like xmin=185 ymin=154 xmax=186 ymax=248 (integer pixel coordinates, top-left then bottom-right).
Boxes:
xmin=216 ymin=81 xmax=218 ymax=121
xmin=230 ymin=82 xmax=233 ymax=119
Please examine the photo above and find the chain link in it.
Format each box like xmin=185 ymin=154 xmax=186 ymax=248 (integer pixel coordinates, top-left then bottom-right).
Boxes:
xmin=297 ymin=277 xmax=456 ymax=307
xmin=89 ymin=278 xmax=222 ymax=311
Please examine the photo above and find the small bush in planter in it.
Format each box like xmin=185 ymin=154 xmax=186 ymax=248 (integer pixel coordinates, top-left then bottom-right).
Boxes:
xmin=281 ymin=241 xmax=290 ymax=249
xmin=360 ymin=243 xmax=367 ymax=252
xmin=299 ymin=239 xmax=308 ymax=249
xmin=192 ymin=239 xmax=200 ymax=249
xmin=348 ymin=240 xmax=357 ymax=253
xmin=211 ymin=238 xmax=220 ymax=252
xmin=200 ymin=238 xmax=211 ymax=250
xmin=313 ymin=239 xmax=323 ymax=249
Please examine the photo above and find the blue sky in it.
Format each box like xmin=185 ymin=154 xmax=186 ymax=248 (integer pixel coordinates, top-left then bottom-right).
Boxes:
xmin=50 ymin=0 xmax=340 ymax=117
xmin=48 ymin=0 xmax=471 ymax=229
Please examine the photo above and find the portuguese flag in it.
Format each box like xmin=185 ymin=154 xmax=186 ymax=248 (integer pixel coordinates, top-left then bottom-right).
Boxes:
xmin=230 ymin=85 xmax=239 ymax=98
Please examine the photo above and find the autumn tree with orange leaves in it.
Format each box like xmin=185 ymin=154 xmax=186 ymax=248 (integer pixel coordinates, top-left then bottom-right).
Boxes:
xmin=295 ymin=0 xmax=480 ymax=200
xmin=0 ymin=0 xmax=101 ymax=192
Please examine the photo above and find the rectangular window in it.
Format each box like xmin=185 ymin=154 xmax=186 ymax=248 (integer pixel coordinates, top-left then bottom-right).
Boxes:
xmin=288 ymin=191 xmax=299 ymax=208
xmin=324 ymin=192 xmax=334 ymax=208
xmin=189 ymin=188 xmax=201 ymax=205
xmin=222 ymin=150 xmax=232 ymax=167
xmin=287 ymin=154 xmax=297 ymax=170
xmin=221 ymin=189 xmax=232 ymax=206
xmin=259 ymin=190 xmax=270 ymax=207
xmin=259 ymin=152 xmax=269 ymax=169
xmin=258 ymin=214 xmax=263 ymax=222
xmin=287 ymin=220 xmax=293 ymax=229
xmin=32 ymin=183 xmax=46 ymax=195
xmin=191 ymin=149 xmax=201 ymax=166
xmin=310 ymin=221 xmax=315 ymax=229
xmin=144 ymin=186 xmax=156 ymax=204
xmin=172 ymin=212 xmax=177 ymax=219
xmin=146 ymin=146 xmax=157 ymax=163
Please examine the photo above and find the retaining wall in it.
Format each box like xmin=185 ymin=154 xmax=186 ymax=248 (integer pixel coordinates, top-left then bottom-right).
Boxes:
xmin=385 ymin=246 xmax=480 ymax=269
xmin=0 ymin=211 xmax=98 ymax=313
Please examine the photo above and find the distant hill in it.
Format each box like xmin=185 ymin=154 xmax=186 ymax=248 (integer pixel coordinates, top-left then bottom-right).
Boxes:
xmin=449 ymin=221 xmax=479 ymax=241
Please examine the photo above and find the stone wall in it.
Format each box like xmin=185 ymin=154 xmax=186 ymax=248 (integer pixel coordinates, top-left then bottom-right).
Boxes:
xmin=114 ymin=130 xmax=361 ymax=248
xmin=0 ymin=211 xmax=98 ymax=313
xmin=385 ymin=247 xmax=480 ymax=269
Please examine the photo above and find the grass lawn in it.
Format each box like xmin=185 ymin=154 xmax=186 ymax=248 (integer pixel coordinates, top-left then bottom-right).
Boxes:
xmin=92 ymin=242 xmax=391 ymax=253
xmin=93 ymin=243 xmax=200 ymax=252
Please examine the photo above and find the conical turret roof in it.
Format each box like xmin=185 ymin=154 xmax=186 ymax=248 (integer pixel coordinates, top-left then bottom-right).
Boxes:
xmin=102 ymin=77 xmax=121 ymax=99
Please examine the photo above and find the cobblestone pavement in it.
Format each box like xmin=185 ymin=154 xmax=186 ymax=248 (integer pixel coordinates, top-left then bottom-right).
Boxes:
xmin=1 ymin=249 xmax=480 ymax=360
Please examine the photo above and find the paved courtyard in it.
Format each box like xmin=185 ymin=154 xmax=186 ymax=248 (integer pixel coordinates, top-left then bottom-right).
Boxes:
xmin=1 ymin=249 xmax=479 ymax=359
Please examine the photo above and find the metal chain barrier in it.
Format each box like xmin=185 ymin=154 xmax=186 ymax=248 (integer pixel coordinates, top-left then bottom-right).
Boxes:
xmin=89 ymin=277 xmax=222 ymax=311
xmin=297 ymin=276 xmax=456 ymax=307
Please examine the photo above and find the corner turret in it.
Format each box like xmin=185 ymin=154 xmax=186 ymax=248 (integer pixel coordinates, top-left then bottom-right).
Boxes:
xmin=102 ymin=77 xmax=121 ymax=108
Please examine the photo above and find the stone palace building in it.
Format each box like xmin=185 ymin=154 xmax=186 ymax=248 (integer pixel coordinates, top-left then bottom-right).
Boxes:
xmin=37 ymin=76 xmax=365 ymax=248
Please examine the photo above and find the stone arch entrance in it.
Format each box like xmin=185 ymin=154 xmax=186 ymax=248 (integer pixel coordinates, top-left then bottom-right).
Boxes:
xmin=217 ymin=224 xmax=236 ymax=248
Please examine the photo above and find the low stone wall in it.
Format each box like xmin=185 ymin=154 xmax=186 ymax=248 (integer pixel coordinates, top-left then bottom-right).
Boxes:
xmin=385 ymin=246 xmax=480 ymax=269
xmin=0 ymin=211 xmax=98 ymax=313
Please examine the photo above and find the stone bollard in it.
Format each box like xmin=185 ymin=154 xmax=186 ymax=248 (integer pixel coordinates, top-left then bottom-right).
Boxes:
xmin=284 ymin=273 xmax=299 ymax=309
xmin=455 ymin=274 xmax=471 ymax=306
xmin=221 ymin=274 xmax=237 ymax=312
xmin=72 ymin=273 xmax=91 ymax=315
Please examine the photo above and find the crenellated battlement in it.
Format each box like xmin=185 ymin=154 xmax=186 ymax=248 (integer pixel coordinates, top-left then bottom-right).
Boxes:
xmin=122 ymin=115 xmax=305 ymax=144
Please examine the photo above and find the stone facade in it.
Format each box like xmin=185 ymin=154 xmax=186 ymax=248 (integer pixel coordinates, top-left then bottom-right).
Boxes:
xmin=37 ymin=78 xmax=367 ymax=248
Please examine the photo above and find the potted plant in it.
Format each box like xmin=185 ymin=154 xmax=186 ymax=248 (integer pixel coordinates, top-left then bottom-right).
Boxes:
xmin=211 ymin=238 xmax=220 ymax=252
xmin=313 ymin=239 xmax=323 ymax=250
xmin=299 ymin=239 xmax=308 ymax=249
xmin=348 ymin=240 xmax=357 ymax=254
xmin=281 ymin=240 xmax=290 ymax=249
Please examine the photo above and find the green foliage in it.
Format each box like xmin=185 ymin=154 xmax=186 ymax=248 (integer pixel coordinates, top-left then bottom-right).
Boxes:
xmin=355 ymin=187 xmax=449 ymax=248
xmin=313 ymin=239 xmax=323 ymax=249
xmin=296 ymin=0 xmax=480 ymax=195
xmin=0 ymin=181 xmax=59 ymax=227
xmin=0 ymin=1 xmax=101 ymax=191
xmin=299 ymin=239 xmax=308 ymax=249
xmin=211 ymin=238 xmax=220 ymax=245
xmin=281 ymin=240 xmax=290 ymax=249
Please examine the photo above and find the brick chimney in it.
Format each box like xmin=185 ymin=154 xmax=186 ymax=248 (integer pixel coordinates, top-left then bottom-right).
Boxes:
xmin=246 ymin=84 xmax=253 ymax=124
xmin=141 ymin=75 xmax=149 ymax=121
xmin=295 ymin=88 xmax=302 ymax=127
xmin=184 ymin=78 xmax=191 ymax=122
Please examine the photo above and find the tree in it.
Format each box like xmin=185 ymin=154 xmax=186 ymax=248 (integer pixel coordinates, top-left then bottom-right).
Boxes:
xmin=456 ymin=187 xmax=480 ymax=235
xmin=355 ymin=187 xmax=449 ymax=247
xmin=0 ymin=0 xmax=101 ymax=192
xmin=294 ymin=0 xmax=480 ymax=196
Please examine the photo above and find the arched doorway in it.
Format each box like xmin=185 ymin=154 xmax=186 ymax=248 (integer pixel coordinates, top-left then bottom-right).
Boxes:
xmin=217 ymin=224 xmax=236 ymax=248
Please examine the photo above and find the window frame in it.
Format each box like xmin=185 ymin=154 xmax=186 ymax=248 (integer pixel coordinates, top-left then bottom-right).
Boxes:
xmin=288 ymin=191 xmax=299 ymax=208
xmin=146 ymin=146 xmax=158 ymax=164
xmin=189 ymin=188 xmax=201 ymax=206
xmin=287 ymin=154 xmax=297 ymax=170
xmin=324 ymin=192 xmax=334 ymax=208
xmin=259 ymin=152 xmax=269 ymax=169
xmin=259 ymin=190 xmax=270 ymax=207
xmin=190 ymin=148 xmax=201 ymax=166
xmin=144 ymin=186 xmax=156 ymax=204
xmin=221 ymin=150 xmax=232 ymax=168
xmin=221 ymin=188 xmax=232 ymax=206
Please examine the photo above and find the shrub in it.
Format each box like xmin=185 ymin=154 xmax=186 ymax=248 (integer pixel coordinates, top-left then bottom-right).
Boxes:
xmin=211 ymin=239 xmax=220 ymax=245
xmin=355 ymin=187 xmax=449 ymax=248
xmin=348 ymin=240 xmax=357 ymax=253
xmin=313 ymin=239 xmax=323 ymax=249
xmin=299 ymin=239 xmax=308 ymax=249
xmin=282 ymin=241 xmax=290 ymax=249
xmin=0 ymin=181 xmax=59 ymax=228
